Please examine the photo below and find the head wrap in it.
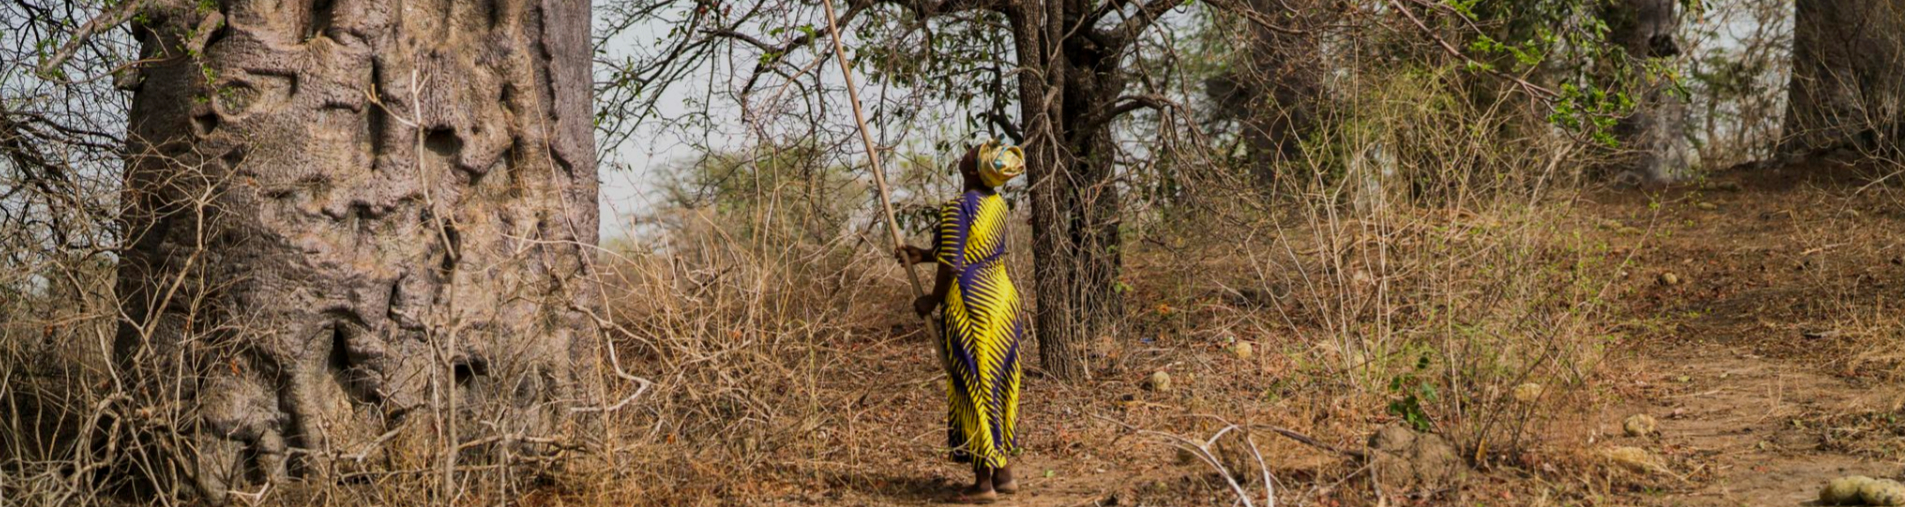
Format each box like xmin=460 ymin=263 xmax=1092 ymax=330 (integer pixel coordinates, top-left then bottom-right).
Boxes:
xmin=976 ymin=139 xmax=1024 ymax=188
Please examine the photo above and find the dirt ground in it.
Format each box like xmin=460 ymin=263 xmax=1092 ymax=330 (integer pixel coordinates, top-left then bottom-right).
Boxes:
xmin=1574 ymin=157 xmax=1905 ymax=506
xmin=656 ymin=157 xmax=1904 ymax=507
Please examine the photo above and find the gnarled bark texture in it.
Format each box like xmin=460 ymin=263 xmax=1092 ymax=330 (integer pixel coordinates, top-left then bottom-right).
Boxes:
xmin=115 ymin=0 xmax=597 ymax=499
xmin=1783 ymin=0 xmax=1905 ymax=153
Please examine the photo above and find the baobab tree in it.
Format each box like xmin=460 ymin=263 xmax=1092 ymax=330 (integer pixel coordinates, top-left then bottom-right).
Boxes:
xmin=1604 ymin=0 xmax=1693 ymax=182
xmin=59 ymin=0 xmax=602 ymax=499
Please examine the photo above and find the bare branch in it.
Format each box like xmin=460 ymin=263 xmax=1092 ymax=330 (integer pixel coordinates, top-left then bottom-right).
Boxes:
xmin=884 ymin=0 xmax=1013 ymax=18
xmin=702 ymin=27 xmax=781 ymax=53
xmin=1103 ymin=0 xmax=1185 ymax=48
xmin=1202 ymin=0 xmax=1309 ymax=36
xmin=1080 ymin=93 xmax=1172 ymax=132
xmin=984 ymin=109 xmax=1023 ymax=141
xmin=37 ymin=0 xmax=148 ymax=80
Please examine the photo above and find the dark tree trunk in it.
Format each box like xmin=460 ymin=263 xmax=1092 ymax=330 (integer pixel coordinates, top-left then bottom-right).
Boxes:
xmin=1605 ymin=0 xmax=1691 ymax=182
xmin=1784 ymin=0 xmax=1905 ymax=154
xmin=115 ymin=0 xmax=597 ymax=499
xmin=1205 ymin=0 xmax=1323 ymax=189
xmin=1009 ymin=0 xmax=1129 ymax=381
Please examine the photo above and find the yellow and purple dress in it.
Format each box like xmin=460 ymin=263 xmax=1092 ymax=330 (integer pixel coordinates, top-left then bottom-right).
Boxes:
xmin=934 ymin=189 xmax=1024 ymax=468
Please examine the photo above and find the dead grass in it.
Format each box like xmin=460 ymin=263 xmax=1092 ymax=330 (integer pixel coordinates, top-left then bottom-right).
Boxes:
xmin=519 ymin=73 xmax=1905 ymax=506
xmin=6 ymin=153 xmax=1902 ymax=507
xmin=10 ymin=35 xmax=1905 ymax=507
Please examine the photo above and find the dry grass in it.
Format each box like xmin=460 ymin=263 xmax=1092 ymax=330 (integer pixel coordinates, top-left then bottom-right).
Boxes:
xmin=5 ymin=137 xmax=1899 ymax=507
xmin=1 ymin=63 xmax=1644 ymax=507
xmin=11 ymin=6 xmax=1905 ymax=504
xmin=494 ymin=63 xmax=1664 ymax=506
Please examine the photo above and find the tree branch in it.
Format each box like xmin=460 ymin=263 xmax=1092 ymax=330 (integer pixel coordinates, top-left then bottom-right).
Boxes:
xmin=38 ymin=0 xmax=149 ymax=80
xmin=719 ymin=2 xmax=880 ymax=95
xmin=1390 ymin=0 xmax=1556 ymax=99
xmin=722 ymin=0 xmax=1012 ymax=98
xmin=1103 ymin=0 xmax=1184 ymax=49
xmin=1080 ymin=94 xmax=1172 ymax=132
xmin=702 ymin=28 xmax=782 ymax=53
xmin=1200 ymin=0 xmax=1309 ymax=36
xmin=984 ymin=109 xmax=1023 ymax=142
xmin=886 ymin=0 xmax=1013 ymax=18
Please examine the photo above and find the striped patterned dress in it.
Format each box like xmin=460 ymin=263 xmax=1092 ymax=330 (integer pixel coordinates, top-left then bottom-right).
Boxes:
xmin=934 ymin=189 xmax=1024 ymax=468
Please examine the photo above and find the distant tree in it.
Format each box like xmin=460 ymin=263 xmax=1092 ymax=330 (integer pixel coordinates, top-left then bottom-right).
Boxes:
xmin=1202 ymin=0 xmax=1328 ymax=189
xmin=1783 ymin=0 xmax=1905 ymax=154
xmin=1603 ymin=0 xmax=1693 ymax=182
xmin=1447 ymin=0 xmax=1693 ymax=182
xmin=1215 ymin=0 xmax=1693 ymax=186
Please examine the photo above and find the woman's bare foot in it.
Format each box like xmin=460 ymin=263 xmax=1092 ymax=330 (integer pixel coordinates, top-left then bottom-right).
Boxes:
xmin=993 ymin=466 xmax=1017 ymax=494
xmin=951 ymin=465 xmax=997 ymax=504
xmin=952 ymin=484 xmax=998 ymax=504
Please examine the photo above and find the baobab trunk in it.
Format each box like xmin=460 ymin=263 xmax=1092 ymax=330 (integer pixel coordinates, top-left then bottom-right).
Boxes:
xmin=1606 ymin=0 xmax=1692 ymax=183
xmin=115 ymin=0 xmax=597 ymax=499
xmin=1784 ymin=0 xmax=1905 ymax=153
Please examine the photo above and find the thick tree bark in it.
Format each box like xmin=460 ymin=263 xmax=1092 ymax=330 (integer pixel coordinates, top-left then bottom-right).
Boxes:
xmin=115 ymin=0 xmax=597 ymax=499
xmin=1784 ymin=0 xmax=1905 ymax=154
xmin=1009 ymin=0 xmax=1129 ymax=381
xmin=1605 ymin=0 xmax=1692 ymax=183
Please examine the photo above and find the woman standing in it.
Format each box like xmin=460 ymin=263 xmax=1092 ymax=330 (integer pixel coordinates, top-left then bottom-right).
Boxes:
xmin=896 ymin=141 xmax=1026 ymax=504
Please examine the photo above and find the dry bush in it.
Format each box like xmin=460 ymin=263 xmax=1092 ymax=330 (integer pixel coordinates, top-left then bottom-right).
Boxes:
xmin=555 ymin=63 xmax=1641 ymax=506
xmin=557 ymin=144 xmax=960 ymax=504
xmin=1 ymin=258 xmax=120 ymax=505
xmin=1125 ymin=61 xmax=1631 ymax=477
xmin=562 ymin=12 xmax=1656 ymax=505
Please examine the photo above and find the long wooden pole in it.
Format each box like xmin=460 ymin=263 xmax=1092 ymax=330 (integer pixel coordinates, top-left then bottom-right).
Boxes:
xmin=819 ymin=0 xmax=939 ymax=337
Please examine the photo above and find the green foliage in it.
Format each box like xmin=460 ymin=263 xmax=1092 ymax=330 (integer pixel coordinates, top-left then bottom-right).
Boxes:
xmin=1387 ymin=351 xmax=1440 ymax=432
xmin=1437 ymin=0 xmax=1684 ymax=148
xmin=1549 ymin=83 xmax=1629 ymax=147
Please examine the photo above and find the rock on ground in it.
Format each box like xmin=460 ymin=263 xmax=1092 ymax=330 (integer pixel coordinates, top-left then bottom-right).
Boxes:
xmin=1365 ymin=425 xmax=1466 ymax=494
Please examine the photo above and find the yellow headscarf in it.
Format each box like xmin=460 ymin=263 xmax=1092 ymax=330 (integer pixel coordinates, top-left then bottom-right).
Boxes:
xmin=976 ymin=139 xmax=1024 ymax=188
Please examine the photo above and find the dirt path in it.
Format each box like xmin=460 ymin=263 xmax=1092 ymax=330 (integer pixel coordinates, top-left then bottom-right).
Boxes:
xmin=820 ymin=453 xmax=1129 ymax=507
xmin=1599 ymin=344 xmax=1902 ymax=506
xmin=1584 ymin=158 xmax=1905 ymax=506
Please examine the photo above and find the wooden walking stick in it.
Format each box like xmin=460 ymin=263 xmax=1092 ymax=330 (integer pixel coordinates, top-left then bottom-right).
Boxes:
xmin=819 ymin=0 xmax=940 ymax=338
